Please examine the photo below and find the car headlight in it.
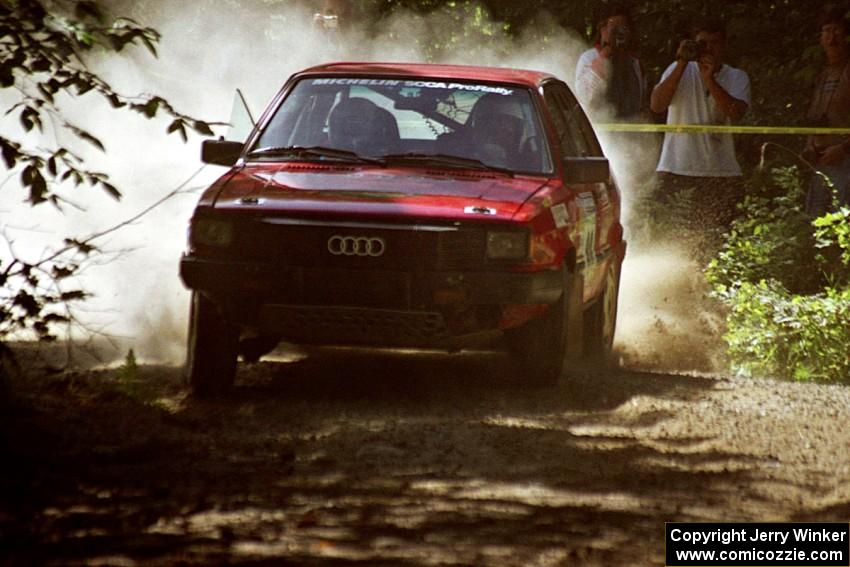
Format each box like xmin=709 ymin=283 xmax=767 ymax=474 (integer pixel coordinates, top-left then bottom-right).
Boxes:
xmin=191 ymin=218 xmax=233 ymax=247
xmin=486 ymin=230 xmax=529 ymax=260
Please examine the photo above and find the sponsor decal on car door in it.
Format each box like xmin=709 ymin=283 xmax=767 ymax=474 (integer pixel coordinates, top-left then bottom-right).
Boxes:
xmin=576 ymin=191 xmax=600 ymax=299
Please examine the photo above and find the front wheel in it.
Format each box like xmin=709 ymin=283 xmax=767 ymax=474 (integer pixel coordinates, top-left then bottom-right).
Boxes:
xmin=507 ymin=270 xmax=581 ymax=386
xmin=185 ymin=291 xmax=239 ymax=398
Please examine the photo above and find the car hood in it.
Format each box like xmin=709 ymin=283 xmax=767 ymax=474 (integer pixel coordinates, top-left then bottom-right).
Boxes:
xmin=212 ymin=163 xmax=551 ymax=222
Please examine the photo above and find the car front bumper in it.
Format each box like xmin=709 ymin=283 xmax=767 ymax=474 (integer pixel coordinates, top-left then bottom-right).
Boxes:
xmin=180 ymin=255 xmax=564 ymax=346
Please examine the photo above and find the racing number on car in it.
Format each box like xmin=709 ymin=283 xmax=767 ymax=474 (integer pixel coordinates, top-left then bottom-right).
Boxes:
xmin=576 ymin=192 xmax=597 ymax=268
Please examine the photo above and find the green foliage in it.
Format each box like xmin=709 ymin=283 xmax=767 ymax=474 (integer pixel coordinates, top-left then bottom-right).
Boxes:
xmin=0 ymin=242 xmax=91 ymax=342
xmin=114 ymin=348 xmax=143 ymax=397
xmin=0 ymin=0 xmax=218 ymax=206
xmin=814 ymin=207 xmax=850 ymax=281
xmin=1 ymin=0 xmax=219 ymax=344
xmin=706 ymin=166 xmax=850 ymax=381
xmin=706 ymin=167 xmax=822 ymax=296
xmin=722 ymin=281 xmax=850 ymax=381
xmin=115 ymin=348 xmax=138 ymax=383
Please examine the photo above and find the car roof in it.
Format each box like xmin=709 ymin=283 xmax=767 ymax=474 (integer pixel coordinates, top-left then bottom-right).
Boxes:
xmin=297 ymin=62 xmax=556 ymax=88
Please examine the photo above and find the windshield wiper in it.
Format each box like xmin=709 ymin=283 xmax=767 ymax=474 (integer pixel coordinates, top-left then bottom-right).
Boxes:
xmin=379 ymin=153 xmax=515 ymax=177
xmin=247 ymin=145 xmax=385 ymax=166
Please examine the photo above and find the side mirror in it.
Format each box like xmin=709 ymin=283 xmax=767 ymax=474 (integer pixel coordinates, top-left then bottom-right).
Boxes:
xmin=563 ymin=157 xmax=610 ymax=184
xmin=201 ymin=139 xmax=244 ymax=166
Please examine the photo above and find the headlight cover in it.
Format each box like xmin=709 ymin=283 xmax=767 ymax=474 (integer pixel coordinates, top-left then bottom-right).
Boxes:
xmin=486 ymin=230 xmax=529 ymax=260
xmin=191 ymin=218 xmax=233 ymax=247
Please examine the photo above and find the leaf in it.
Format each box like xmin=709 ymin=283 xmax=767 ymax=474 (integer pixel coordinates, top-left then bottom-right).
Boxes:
xmin=64 ymin=238 xmax=96 ymax=255
xmin=68 ymin=125 xmax=105 ymax=151
xmin=31 ymin=57 xmax=50 ymax=73
xmin=100 ymin=181 xmax=121 ymax=200
xmin=21 ymin=164 xmax=34 ymax=185
xmin=27 ymin=168 xmax=48 ymax=205
xmin=74 ymin=78 xmax=94 ymax=96
xmin=192 ymin=120 xmax=214 ymax=136
xmin=52 ymin=265 xmax=77 ymax=280
xmin=141 ymin=36 xmax=158 ymax=57
xmin=75 ymin=30 xmax=95 ymax=47
xmin=12 ymin=291 xmax=40 ymax=316
xmin=106 ymin=93 xmax=125 ymax=108
xmin=36 ymin=82 xmax=55 ymax=104
xmin=20 ymin=106 xmax=36 ymax=132
xmin=167 ymin=119 xmax=187 ymax=141
xmin=143 ymin=98 xmax=160 ymax=118
xmin=59 ymin=290 xmax=88 ymax=301
xmin=42 ymin=313 xmax=70 ymax=324
xmin=0 ymin=61 xmax=15 ymax=87
xmin=0 ymin=138 xmax=18 ymax=168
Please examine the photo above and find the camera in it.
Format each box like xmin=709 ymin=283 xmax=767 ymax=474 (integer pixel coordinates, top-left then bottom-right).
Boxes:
xmin=612 ymin=25 xmax=629 ymax=50
xmin=679 ymin=39 xmax=707 ymax=61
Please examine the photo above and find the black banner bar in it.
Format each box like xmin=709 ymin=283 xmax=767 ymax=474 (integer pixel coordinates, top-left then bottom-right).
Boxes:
xmin=666 ymin=523 xmax=849 ymax=566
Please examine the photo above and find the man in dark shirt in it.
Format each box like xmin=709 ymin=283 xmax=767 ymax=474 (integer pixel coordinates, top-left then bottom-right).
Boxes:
xmin=804 ymin=5 xmax=850 ymax=215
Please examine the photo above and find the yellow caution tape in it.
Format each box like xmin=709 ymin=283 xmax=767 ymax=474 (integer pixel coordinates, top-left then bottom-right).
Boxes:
xmin=597 ymin=123 xmax=850 ymax=135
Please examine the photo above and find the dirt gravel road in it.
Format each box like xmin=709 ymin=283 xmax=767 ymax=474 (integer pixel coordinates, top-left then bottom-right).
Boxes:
xmin=2 ymin=346 xmax=850 ymax=566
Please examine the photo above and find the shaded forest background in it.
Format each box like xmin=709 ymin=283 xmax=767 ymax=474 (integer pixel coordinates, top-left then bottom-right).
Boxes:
xmin=124 ymin=0 xmax=824 ymax=166
xmin=348 ymin=0 xmax=822 ymax=165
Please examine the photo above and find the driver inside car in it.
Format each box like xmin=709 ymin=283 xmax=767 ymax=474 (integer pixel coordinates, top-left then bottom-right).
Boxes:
xmin=439 ymin=93 xmax=538 ymax=171
xmin=327 ymin=96 xmax=400 ymax=156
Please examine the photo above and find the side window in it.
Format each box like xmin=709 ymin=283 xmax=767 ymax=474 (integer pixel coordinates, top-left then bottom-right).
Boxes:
xmin=543 ymin=85 xmax=579 ymax=158
xmin=554 ymin=86 xmax=603 ymax=158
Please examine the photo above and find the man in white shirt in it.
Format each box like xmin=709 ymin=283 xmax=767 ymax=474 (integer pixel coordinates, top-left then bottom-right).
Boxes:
xmin=649 ymin=18 xmax=750 ymax=236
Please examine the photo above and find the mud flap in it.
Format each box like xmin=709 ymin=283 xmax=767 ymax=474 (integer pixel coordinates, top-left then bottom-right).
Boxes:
xmin=565 ymin=273 xmax=584 ymax=360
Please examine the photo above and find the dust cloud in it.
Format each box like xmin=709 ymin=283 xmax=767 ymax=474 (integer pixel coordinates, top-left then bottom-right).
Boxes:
xmin=1 ymin=1 xmax=727 ymax=373
xmin=614 ymin=243 xmax=728 ymax=374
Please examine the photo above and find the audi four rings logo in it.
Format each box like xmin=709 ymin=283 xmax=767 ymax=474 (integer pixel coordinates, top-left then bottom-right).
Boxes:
xmin=327 ymin=235 xmax=386 ymax=257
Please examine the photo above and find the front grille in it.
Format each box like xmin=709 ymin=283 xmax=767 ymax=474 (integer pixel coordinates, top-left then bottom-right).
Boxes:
xmin=436 ymin=230 xmax=487 ymax=270
xmin=259 ymin=305 xmax=448 ymax=345
xmin=207 ymin=216 xmax=491 ymax=271
xmin=300 ymin=268 xmax=410 ymax=307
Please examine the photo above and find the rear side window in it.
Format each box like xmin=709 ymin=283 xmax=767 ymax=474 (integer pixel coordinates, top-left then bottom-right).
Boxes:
xmin=543 ymin=83 xmax=602 ymax=159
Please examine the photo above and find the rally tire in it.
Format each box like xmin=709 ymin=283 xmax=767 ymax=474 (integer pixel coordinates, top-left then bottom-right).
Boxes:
xmin=185 ymin=291 xmax=239 ymax=398
xmin=507 ymin=269 xmax=579 ymax=387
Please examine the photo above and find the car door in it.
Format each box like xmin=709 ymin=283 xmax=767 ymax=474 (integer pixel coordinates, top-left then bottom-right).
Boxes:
xmin=542 ymin=82 xmax=607 ymax=301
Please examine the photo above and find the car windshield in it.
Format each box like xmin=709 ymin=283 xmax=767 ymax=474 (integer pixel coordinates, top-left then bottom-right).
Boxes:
xmin=253 ymin=77 xmax=552 ymax=175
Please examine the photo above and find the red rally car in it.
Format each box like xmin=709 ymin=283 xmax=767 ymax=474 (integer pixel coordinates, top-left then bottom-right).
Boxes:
xmin=180 ymin=62 xmax=626 ymax=396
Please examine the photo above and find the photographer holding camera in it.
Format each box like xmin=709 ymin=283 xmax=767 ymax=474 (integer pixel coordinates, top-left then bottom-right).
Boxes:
xmin=575 ymin=4 xmax=647 ymax=120
xmin=649 ymin=17 xmax=750 ymax=236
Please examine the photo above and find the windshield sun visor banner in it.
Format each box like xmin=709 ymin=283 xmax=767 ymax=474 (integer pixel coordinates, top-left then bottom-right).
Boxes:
xmin=309 ymin=78 xmax=515 ymax=96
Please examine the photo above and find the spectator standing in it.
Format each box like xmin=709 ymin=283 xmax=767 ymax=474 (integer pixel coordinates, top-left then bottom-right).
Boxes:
xmin=575 ymin=4 xmax=647 ymax=120
xmin=804 ymin=5 xmax=850 ymax=215
xmin=650 ymin=17 xmax=751 ymax=233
